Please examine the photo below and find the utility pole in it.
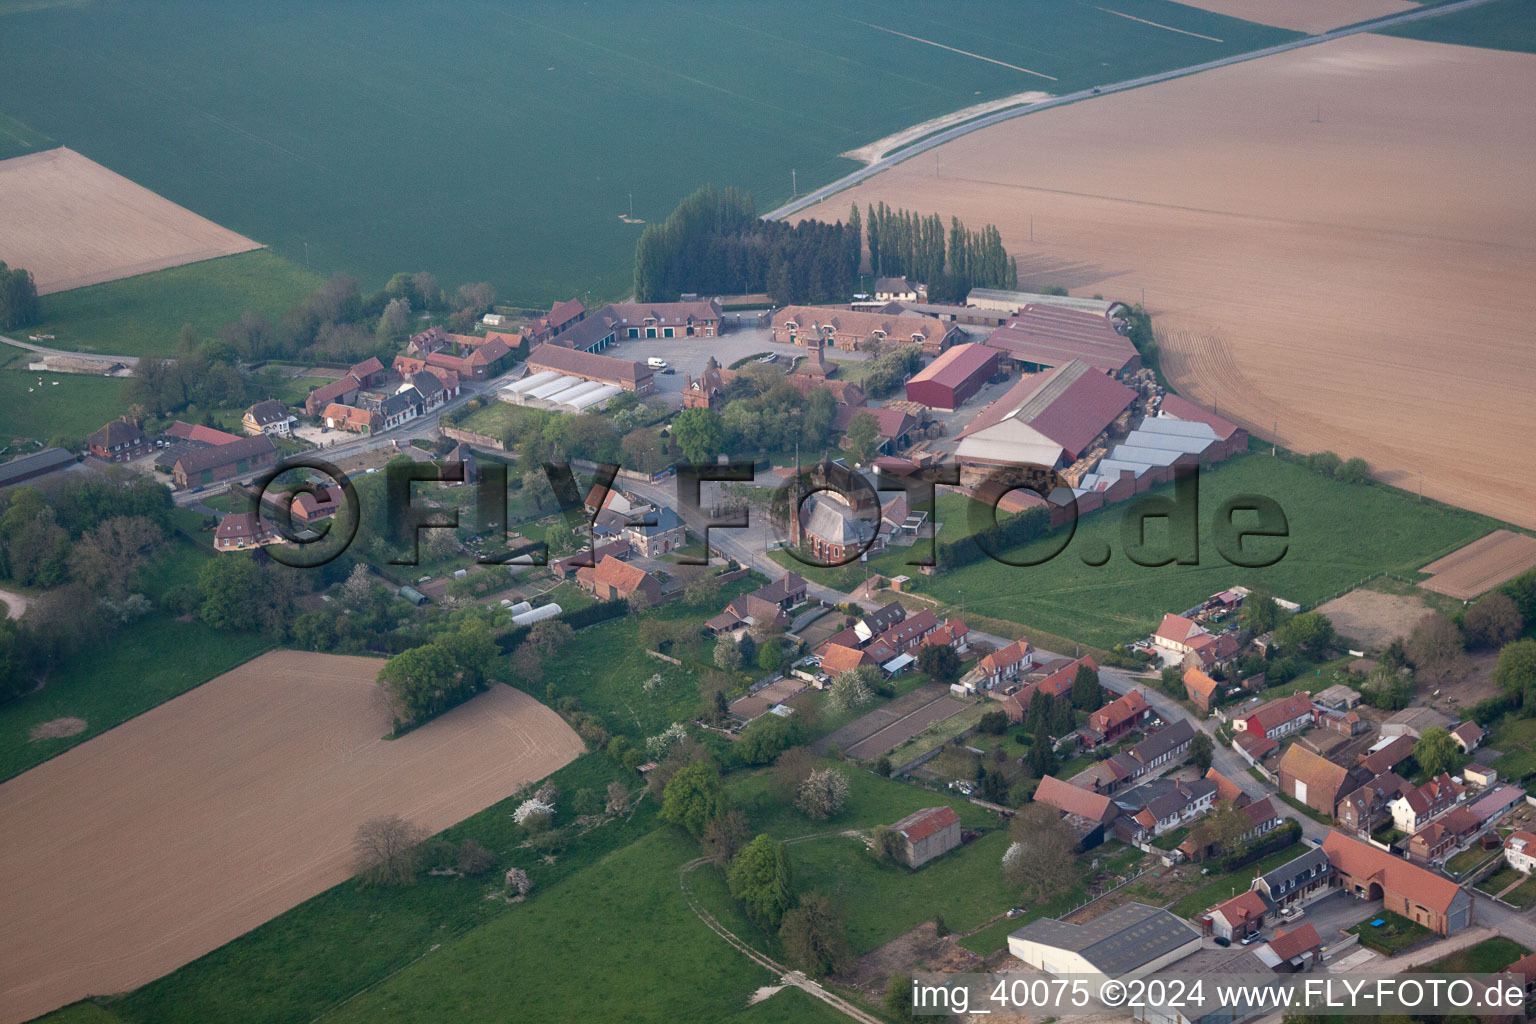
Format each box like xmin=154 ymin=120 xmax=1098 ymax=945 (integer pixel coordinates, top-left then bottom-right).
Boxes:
xmin=303 ymin=241 xmax=310 ymax=271
xmin=791 ymin=169 xmax=797 ymax=198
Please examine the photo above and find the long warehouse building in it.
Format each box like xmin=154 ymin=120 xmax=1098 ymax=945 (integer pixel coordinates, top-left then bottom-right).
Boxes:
xmin=526 ymin=344 xmax=654 ymax=395
xmin=904 ymin=342 xmax=999 ymax=410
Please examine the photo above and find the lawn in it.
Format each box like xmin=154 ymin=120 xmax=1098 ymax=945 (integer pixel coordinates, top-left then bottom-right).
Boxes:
xmin=1489 ymin=715 xmax=1536 ymax=782
xmin=0 ymin=1 xmax=1298 ymax=305
xmin=1169 ymin=842 xmax=1307 ymax=918
xmin=322 ymin=828 xmax=788 ymax=1024
xmin=0 ymin=366 xmax=133 ymax=445
xmin=960 ymin=880 xmax=1089 ymax=955
xmin=92 ymin=754 xmax=663 ymax=1024
xmin=696 ymin=829 xmax=1015 ymax=957
xmin=1382 ymin=0 xmax=1536 ymax=54
xmin=1348 ymin=910 xmax=1435 ymax=956
xmin=1504 ymin=874 xmax=1536 ymax=910
xmin=1415 ymin=936 xmax=1530 ymax=974
xmin=1477 ymin=864 xmax=1526 ymax=896
xmin=885 ymin=700 xmax=988 ymax=769
xmin=23 ymin=251 xmax=321 ymax=357
xmin=1444 ymin=843 xmax=1498 ymax=877
xmin=785 ymin=455 xmax=1497 ymax=648
xmin=0 ymin=617 xmax=271 ymax=781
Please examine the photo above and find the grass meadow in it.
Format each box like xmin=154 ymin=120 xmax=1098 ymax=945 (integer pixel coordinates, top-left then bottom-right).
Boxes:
xmin=787 ymin=453 xmax=1495 ymax=648
xmin=0 ymin=0 xmax=1297 ymax=305
xmin=24 ymin=250 xmax=321 ymax=358
xmin=0 ymin=365 xmax=133 ymax=446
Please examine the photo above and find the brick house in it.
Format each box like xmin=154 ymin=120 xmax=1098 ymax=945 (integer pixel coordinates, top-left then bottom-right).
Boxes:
xmin=1336 ymin=772 xmax=1409 ymax=835
xmin=1233 ymin=692 xmax=1313 ymax=740
xmin=576 ymin=555 xmax=662 ymax=605
xmin=324 ymin=403 xmax=381 ymax=434
xmin=1323 ymin=831 xmax=1474 ymax=935
xmin=924 ymin=618 xmax=970 ymax=654
xmin=1277 ymin=745 xmax=1369 ymax=820
xmin=1408 ymin=806 xmax=1482 ymax=865
xmin=1389 ymin=773 xmax=1466 ymax=834
xmin=1209 ymin=890 xmax=1268 ymax=942
xmin=1085 ymin=690 xmax=1152 ymax=746
xmin=770 ymin=305 xmax=962 ymax=356
xmin=347 ymin=356 xmax=388 ymax=388
xmin=171 ymin=434 xmax=277 ymax=489
xmin=889 ymin=806 xmax=962 ymax=868
xmin=969 ymin=639 xmax=1034 ymax=699
xmin=1252 ymin=847 xmax=1333 ymax=912
xmin=622 ymin=505 xmax=687 ymax=557
xmin=87 ymin=418 xmax=150 ymax=462
xmin=213 ymin=512 xmax=277 ymax=552
xmin=1183 ymin=666 xmax=1221 ymax=712
xmin=606 ymin=298 xmax=723 ymax=339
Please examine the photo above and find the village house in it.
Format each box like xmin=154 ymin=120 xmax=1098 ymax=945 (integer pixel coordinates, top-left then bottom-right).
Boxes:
xmin=425 ymin=336 xmax=511 ymax=381
xmin=873 ymin=276 xmax=920 ymax=302
xmin=879 ymin=609 xmax=941 ymax=653
xmin=1252 ymin=847 xmax=1334 ymax=912
xmin=1084 ymin=690 xmax=1152 ymax=747
xmin=347 ymin=356 xmax=388 ymax=388
xmin=1276 ymin=745 xmax=1370 ymax=820
xmin=1208 ymin=890 xmax=1268 ymax=942
xmin=576 ymin=555 xmax=662 ymax=606
xmin=1112 ymin=777 xmax=1218 ymax=843
xmin=443 ymin=443 xmax=480 ymax=486
xmin=1322 ymin=831 xmax=1474 ymax=935
xmin=1357 ymin=734 xmax=1416 ymax=777
xmin=1504 ymin=830 xmax=1536 ymax=873
xmin=1450 ymin=720 xmax=1485 ymax=754
xmin=522 ymin=298 xmax=586 ymax=345
xmin=1183 ymin=666 xmax=1221 ymax=713
xmin=1232 ymin=692 xmax=1313 ymax=740
xmin=390 ymin=356 xmax=462 ymax=396
xmin=377 ymin=387 xmax=424 ymax=430
xmin=888 ymin=806 xmax=962 ymax=868
xmin=171 ymin=434 xmax=278 ymax=489
xmin=242 ymin=399 xmax=294 ymax=437
xmin=1336 ymin=772 xmax=1410 ymax=835
xmin=924 ymin=618 xmax=970 ymax=655
xmin=213 ymin=512 xmax=277 ymax=552
xmin=1389 ymin=773 xmax=1466 ymax=834
xmin=621 ymin=505 xmax=687 ymax=557
xmin=1000 ymin=654 xmax=1093 ymax=722
xmin=682 ymin=356 xmax=730 ymax=411
xmin=1407 ymin=806 xmax=1482 ymax=865
xmin=401 ymin=371 xmax=454 ymax=412
xmin=87 ymin=417 xmax=150 ymax=462
xmin=818 ymin=641 xmax=876 ymax=676
xmin=323 ymin=403 xmax=380 ymax=435
xmin=605 ymin=298 xmax=723 ymax=339
xmin=1180 ymin=796 xmax=1284 ymax=862
xmin=969 ymin=639 xmax=1035 ymax=701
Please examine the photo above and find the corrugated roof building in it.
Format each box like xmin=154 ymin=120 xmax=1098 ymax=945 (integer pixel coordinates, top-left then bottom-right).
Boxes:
xmin=904 ymin=343 xmax=999 ymax=410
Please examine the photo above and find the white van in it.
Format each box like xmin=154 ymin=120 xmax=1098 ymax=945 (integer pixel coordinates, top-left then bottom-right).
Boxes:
xmin=647 ymin=357 xmax=668 ymax=370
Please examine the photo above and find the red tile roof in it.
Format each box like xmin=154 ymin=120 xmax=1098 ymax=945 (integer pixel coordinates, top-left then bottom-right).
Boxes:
xmin=1206 ymin=768 xmax=1245 ymax=805
xmin=164 ymin=421 xmax=242 ymax=445
xmin=592 ymin=554 xmax=649 ymax=595
xmin=906 ymin=342 xmax=998 ymax=389
xmin=956 ymin=359 xmax=1136 ymax=460
xmin=1322 ymin=831 xmax=1464 ymax=914
xmin=1089 ymin=690 xmax=1149 ymax=733
xmin=1184 ymin=667 xmax=1220 ymax=701
xmin=892 ymin=805 xmax=960 ymax=844
xmin=1212 ymin=890 xmax=1268 ymax=926
xmin=1036 ymin=655 xmax=1097 ymax=699
xmin=1155 ymin=612 xmax=1206 ymax=645
xmin=832 ymin=403 xmax=917 ymax=441
xmin=527 ymin=343 xmax=649 ymax=386
xmin=1034 ymin=775 xmax=1114 ymax=824
xmin=820 ymin=644 xmax=872 ymax=675
xmin=980 ymin=639 xmax=1032 ymax=673
xmin=1266 ymin=923 xmax=1321 ymax=961
xmin=1244 ymin=692 xmax=1313 ymax=736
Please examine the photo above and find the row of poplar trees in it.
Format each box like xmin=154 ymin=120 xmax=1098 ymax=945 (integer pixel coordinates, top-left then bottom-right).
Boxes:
xmin=863 ymin=202 xmax=1017 ymax=291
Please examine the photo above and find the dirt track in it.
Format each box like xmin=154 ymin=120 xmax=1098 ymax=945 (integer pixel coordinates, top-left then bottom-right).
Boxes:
xmin=797 ymin=34 xmax=1536 ymax=529
xmin=0 ymin=651 xmax=582 ymax=1024
xmin=0 ymin=147 xmax=260 ymax=294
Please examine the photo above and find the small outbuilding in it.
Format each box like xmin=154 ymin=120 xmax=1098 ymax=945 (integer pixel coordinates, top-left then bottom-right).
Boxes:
xmin=398 ymin=586 xmax=430 ymax=606
xmin=889 ymin=806 xmax=962 ymax=868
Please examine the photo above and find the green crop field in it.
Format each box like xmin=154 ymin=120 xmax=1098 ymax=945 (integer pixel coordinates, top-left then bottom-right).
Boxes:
xmin=0 ymin=367 xmax=133 ymax=446
xmin=1382 ymin=0 xmax=1536 ymax=53
xmin=0 ymin=1 xmax=1298 ymax=306
xmin=24 ymin=251 xmax=321 ymax=358
xmin=786 ymin=453 xmax=1496 ymax=649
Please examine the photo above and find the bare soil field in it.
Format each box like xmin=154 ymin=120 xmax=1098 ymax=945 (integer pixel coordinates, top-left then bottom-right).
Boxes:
xmin=0 ymin=147 xmax=260 ymax=295
xmin=1168 ymin=0 xmax=1416 ymax=34
xmin=1418 ymin=529 xmax=1536 ymax=600
xmin=811 ymin=683 xmax=949 ymax=755
xmin=1317 ymin=586 xmax=1432 ymax=649
xmin=797 ymin=34 xmax=1536 ymax=530
xmin=0 ymin=650 xmax=582 ymax=1024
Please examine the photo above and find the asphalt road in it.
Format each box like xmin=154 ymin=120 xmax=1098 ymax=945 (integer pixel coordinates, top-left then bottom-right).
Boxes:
xmin=765 ymin=0 xmax=1501 ymax=224
xmin=0 ymin=333 xmax=142 ymax=366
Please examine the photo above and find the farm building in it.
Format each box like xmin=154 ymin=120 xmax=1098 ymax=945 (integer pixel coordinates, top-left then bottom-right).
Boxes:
xmin=605 ymin=299 xmax=722 ymax=338
xmin=831 ymin=404 xmax=918 ymax=454
xmin=1072 ymin=414 xmax=1244 ymax=501
xmin=304 ymin=375 xmax=361 ymax=417
xmin=524 ymin=344 xmax=653 ymax=396
xmin=161 ymin=421 xmax=241 ymax=446
xmin=903 ymin=343 xmax=999 ymax=410
xmin=171 ymin=434 xmax=277 ymax=489
xmin=966 ymin=288 xmax=1124 ymax=317
xmin=954 ymin=359 xmax=1137 ymax=472
xmin=1277 ymin=745 xmax=1369 ymax=819
xmin=0 ymin=447 xmax=75 ymax=489
xmin=87 ymin=417 xmax=150 ymax=463
xmin=1322 ymin=831 xmax=1474 ymax=935
xmin=983 ymin=304 xmax=1140 ymax=375
xmin=1007 ymin=903 xmax=1201 ymax=979
xmin=323 ymin=403 xmax=380 ymax=435
xmin=770 ymin=305 xmax=962 ymax=356
xmin=888 ymin=806 xmax=961 ymax=868
xmin=576 ymin=555 xmax=662 ymax=605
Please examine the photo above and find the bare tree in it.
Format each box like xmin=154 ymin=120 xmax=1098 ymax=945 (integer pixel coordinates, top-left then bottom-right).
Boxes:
xmin=354 ymin=815 xmax=430 ymax=886
xmin=1406 ymin=612 xmax=1469 ymax=685
xmin=1003 ymin=803 xmax=1078 ymax=901
xmin=456 ymin=839 xmax=495 ymax=876
xmin=701 ymin=808 xmax=752 ymax=866
xmin=1463 ymin=593 xmax=1523 ymax=650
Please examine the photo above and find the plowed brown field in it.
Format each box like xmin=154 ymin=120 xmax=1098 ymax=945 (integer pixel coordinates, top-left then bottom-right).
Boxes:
xmin=0 ymin=147 xmax=260 ymax=294
xmin=0 ymin=651 xmax=582 ymax=1024
xmin=799 ymin=34 xmax=1536 ymax=528
xmin=1419 ymin=530 xmax=1536 ymax=599
xmin=1168 ymin=0 xmax=1416 ymax=34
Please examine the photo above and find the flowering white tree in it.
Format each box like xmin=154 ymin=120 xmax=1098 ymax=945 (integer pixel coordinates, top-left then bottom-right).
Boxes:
xmin=504 ymin=867 xmax=533 ymax=898
xmin=828 ymin=670 xmax=874 ymax=714
xmin=513 ymin=798 xmax=554 ymax=832
xmin=795 ymin=767 xmax=851 ymax=820
xmin=646 ymin=722 xmax=688 ymax=761
xmin=642 ymin=673 xmax=664 ymax=696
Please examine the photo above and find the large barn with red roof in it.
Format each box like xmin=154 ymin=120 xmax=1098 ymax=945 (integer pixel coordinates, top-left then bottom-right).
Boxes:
xmin=954 ymin=359 xmax=1136 ymax=471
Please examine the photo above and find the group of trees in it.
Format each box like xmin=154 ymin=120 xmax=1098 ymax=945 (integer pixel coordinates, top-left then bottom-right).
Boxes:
xmin=0 ymin=473 xmax=174 ymax=701
xmin=1298 ymin=450 xmax=1373 ymax=485
xmin=1001 ymin=802 xmax=1078 ymax=901
xmin=633 ymin=186 xmax=859 ymax=305
xmin=0 ymin=261 xmax=41 ymax=330
xmin=376 ymin=618 xmax=500 ymax=728
xmin=865 ymin=203 xmax=1018 ymax=292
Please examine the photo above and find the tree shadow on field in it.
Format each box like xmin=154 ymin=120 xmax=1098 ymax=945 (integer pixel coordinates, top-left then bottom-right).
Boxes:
xmin=1013 ymin=253 xmax=1131 ymax=293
